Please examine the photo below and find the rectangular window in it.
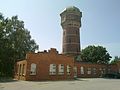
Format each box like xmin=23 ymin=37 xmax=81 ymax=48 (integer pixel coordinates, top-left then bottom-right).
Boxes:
xmin=99 ymin=68 xmax=103 ymax=74
xmin=49 ymin=64 xmax=56 ymax=75
xmin=93 ymin=68 xmax=96 ymax=75
xmin=58 ymin=64 xmax=64 ymax=75
xmin=108 ymin=68 xmax=111 ymax=73
xmin=103 ymin=68 xmax=106 ymax=74
xmin=80 ymin=66 xmax=84 ymax=74
xmin=30 ymin=63 xmax=37 ymax=75
xmin=67 ymin=65 xmax=71 ymax=75
xmin=74 ymin=66 xmax=77 ymax=77
xmin=87 ymin=68 xmax=91 ymax=74
xmin=100 ymin=68 xmax=106 ymax=74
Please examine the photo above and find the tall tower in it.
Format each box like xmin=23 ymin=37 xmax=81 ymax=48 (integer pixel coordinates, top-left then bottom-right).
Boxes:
xmin=60 ymin=6 xmax=82 ymax=56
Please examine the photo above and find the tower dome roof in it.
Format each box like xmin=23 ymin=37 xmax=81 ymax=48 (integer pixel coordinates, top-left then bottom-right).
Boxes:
xmin=65 ymin=6 xmax=80 ymax=12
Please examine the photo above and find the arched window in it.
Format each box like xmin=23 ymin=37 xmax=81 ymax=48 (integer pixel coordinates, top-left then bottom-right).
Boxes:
xmin=30 ymin=63 xmax=36 ymax=75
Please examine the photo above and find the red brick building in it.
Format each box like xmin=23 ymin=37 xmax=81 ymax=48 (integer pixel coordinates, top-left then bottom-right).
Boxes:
xmin=14 ymin=6 xmax=120 ymax=81
xmin=75 ymin=62 xmax=119 ymax=78
xmin=14 ymin=48 xmax=74 ymax=81
xmin=14 ymin=48 xmax=120 ymax=81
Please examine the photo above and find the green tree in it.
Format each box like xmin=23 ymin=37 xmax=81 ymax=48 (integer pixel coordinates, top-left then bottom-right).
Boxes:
xmin=80 ymin=45 xmax=112 ymax=64
xmin=110 ymin=56 xmax=120 ymax=64
xmin=0 ymin=13 xmax=39 ymax=77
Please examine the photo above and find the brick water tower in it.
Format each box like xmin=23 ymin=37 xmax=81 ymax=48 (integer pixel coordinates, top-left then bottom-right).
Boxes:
xmin=60 ymin=6 xmax=82 ymax=56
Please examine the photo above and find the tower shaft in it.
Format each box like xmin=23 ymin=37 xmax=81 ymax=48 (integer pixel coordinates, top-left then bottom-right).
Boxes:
xmin=60 ymin=6 xmax=82 ymax=55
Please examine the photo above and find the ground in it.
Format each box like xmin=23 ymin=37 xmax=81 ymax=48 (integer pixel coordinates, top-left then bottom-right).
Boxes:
xmin=0 ymin=78 xmax=120 ymax=90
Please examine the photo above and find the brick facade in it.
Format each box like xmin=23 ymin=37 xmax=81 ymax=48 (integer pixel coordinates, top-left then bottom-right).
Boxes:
xmin=14 ymin=6 xmax=120 ymax=81
xmin=14 ymin=48 xmax=74 ymax=81
xmin=75 ymin=62 xmax=119 ymax=78
xmin=60 ymin=6 xmax=82 ymax=55
xmin=14 ymin=48 xmax=120 ymax=81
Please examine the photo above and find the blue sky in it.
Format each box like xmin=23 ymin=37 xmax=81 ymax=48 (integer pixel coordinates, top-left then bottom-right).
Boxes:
xmin=0 ymin=0 xmax=120 ymax=58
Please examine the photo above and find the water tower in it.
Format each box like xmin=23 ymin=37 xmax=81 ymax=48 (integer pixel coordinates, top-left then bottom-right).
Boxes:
xmin=60 ymin=6 xmax=82 ymax=56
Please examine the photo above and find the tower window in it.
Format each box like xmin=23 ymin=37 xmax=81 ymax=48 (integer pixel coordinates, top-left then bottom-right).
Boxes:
xmin=68 ymin=38 xmax=71 ymax=43
xmin=63 ymin=31 xmax=65 ymax=35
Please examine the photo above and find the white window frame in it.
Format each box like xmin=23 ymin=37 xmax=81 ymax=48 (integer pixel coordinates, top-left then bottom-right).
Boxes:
xmin=49 ymin=64 xmax=56 ymax=75
xmin=67 ymin=65 xmax=71 ymax=75
xmin=80 ymin=66 xmax=84 ymax=74
xmin=74 ymin=66 xmax=77 ymax=78
xmin=30 ymin=63 xmax=36 ymax=75
xmin=58 ymin=64 xmax=64 ymax=75
xmin=87 ymin=68 xmax=91 ymax=74
xmin=93 ymin=68 xmax=96 ymax=75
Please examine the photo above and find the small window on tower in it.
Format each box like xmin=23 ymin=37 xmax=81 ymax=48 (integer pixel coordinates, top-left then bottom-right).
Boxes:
xmin=76 ymin=30 xmax=78 ymax=34
xmin=68 ymin=38 xmax=71 ymax=43
xmin=63 ymin=31 xmax=65 ymax=35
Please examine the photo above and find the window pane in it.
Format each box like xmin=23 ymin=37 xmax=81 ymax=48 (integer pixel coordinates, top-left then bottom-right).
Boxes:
xmin=30 ymin=63 xmax=36 ymax=75
xmin=49 ymin=64 xmax=56 ymax=75
xmin=80 ymin=66 xmax=84 ymax=74
xmin=58 ymin=64 xmax=64 ymax=75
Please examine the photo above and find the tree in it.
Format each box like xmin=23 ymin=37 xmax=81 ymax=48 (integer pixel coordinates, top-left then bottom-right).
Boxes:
xmin=110 ymin=56 xmax=120 ymax=64
xmin=0 ymin=13 xmax=39 ymax=77
xmin=80 ymin=45 xmax=112 ymax=64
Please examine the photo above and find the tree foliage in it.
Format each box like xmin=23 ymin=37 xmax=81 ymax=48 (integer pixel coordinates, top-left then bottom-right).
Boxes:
xmin=110 ymin=56 xmax=120 ymax=64
xmin=0 ymin=13 xmax=39 ymax=77
xmin=80 ymin=45 xmax=112 ymax=64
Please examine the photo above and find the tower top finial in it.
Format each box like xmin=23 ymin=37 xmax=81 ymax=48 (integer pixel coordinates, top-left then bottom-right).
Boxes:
xmin=65 ymin=6 xmax=80 ymax=12
xmin=60 ymin=6 xmax=81 ymax=16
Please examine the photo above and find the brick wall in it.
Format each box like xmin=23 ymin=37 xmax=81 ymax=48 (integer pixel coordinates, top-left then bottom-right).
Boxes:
xmin=14 ymin=48 xmax=120 ymax=81
xmin=15 ymin=48 xmax=74 ymax=81
xmin=75 ymin=62 xmax=107 ymax=78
